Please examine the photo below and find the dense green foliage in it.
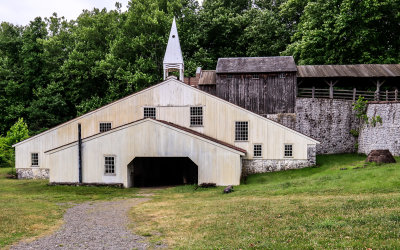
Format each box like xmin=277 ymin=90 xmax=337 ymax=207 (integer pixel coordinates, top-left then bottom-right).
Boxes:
xmin=0 ymin=0 xmax=399 ymax=136
xmin=0 ymin=118 xmax=29 ymax=167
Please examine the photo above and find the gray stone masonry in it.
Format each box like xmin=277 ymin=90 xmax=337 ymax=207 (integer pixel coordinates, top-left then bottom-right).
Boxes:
xmin=295 ymin=98 xmax=360 ymax=154
xmin=242 ymin=144 xmax=316 ymax=175
xmin=17 ymin=168 xmax=49 ymax=179
xmin=267 ymin=98 xmax=360 ymax=154
xmin=358 ymin=102 xmax=400 ymax=156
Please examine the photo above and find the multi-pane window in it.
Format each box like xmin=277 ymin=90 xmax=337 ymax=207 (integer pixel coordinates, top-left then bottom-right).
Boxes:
xmin=99 ymin=122 xmax=112 ymax=133
xmin=235 ymin=121 xmax=248 ymax=141
xmin=253 ymin=144 xmax=262 ymax=157
xmin=31 ymin=153 xmax=39 ymax=167
xmin=227 ymin=74 xmax=233 ymax=79
xmin=190 ymin=107 xmax=203 ymax=126
xmin=252 ymin=74 xmax=259 ymax=79
xmin=279 ymin=73 xmax=286 ymax=79
xmin=104 ymin=156 xmax=115 ymax=175
xmin=144 ymin=107 xmax=156 ymax=119
xmin=284 ymin=144 xmax=293 ymax=157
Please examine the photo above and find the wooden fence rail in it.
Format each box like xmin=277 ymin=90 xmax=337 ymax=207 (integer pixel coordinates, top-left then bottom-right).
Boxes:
xmin=298 ymin=87 xmax=399 ymax=101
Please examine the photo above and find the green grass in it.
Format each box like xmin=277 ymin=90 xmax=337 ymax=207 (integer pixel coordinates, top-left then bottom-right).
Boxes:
xmin=130 ymin=154 xmax=400 ymax=249
xmin=0 ymin=168 xmax=139 ymax=248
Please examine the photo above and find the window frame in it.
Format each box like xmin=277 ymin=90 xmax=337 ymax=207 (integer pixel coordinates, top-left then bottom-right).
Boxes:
xmin=99 ymin=122 xmax=112 ymax=133
xmin=284 ymin=144 xmax=293 ymax=158
xmin=235 ymin=121 xmax=249 ymax=142
xmin=227 ymin=74 xmax=233 ymax=79
xmin=143 ymin=107 xmax=156 ymax=119
xmin=104 ymin=155 xmax=116 ymax=176
xmin=190 ymin=106 xmax=204 ymax=127
xmin=31 ymin=153 xmax=39 ymax=167
xmin=252 ymin=74 xmax=259 ymax=79
xmin=253 ymin=144 xmax=262 ymax=158
xmin=279 ymin=73 xmax=286 ymax=79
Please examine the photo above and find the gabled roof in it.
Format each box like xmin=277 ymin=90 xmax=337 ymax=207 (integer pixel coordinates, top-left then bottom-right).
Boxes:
xmin=14 ymin=77 xmax=319 ymax=147
xmin=297 ymin=64 xmax=400 ymax=78
xmin=216 ymin=56 xmax=297 ymax=73
xmin=163 ymin=17 xmax=183 ymax=65
xmin=45 ymin=118 xmax=246 ymax=155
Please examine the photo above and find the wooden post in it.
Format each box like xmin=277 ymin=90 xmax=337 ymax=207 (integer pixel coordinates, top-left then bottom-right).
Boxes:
xmin=324 ymin=80 xmax=338 ymax=99
xmin=395 ymin=89 xmax=398 ymax=101
xmin=374 ymin=80 xmax=385 ymax=101
xmin=78 ymin=123 xmax=82 ymax=184
xmin=312 ymin=86 xmax=315 ymax=100
xmin=386 ymin=90 xmax=389 ymax=101
xmin=353 ymin=88 xmax=356 ymax=102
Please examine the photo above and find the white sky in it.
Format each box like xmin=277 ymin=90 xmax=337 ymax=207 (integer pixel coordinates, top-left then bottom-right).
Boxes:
xmin=0 ymin=0 xmax=130 ymax=26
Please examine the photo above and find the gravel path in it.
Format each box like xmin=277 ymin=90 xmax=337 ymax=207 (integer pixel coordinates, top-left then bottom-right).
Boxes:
xmin=12 ymin=198 xmax=151 ymax=250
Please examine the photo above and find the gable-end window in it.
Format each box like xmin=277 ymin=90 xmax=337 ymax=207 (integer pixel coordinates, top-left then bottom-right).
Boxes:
xmin=144 ymin=107 xmax=156 ymax=119
xmin=190 ymin=106 xmax=203 ymax=126
xmin=235 ymin=121 xmax=248 ymax=141
xmin=253 ymin=144 xmax=262 ymax=157
xmin=252 ymin=74 xmax=259 ymax=79
xmin=279 ymin=73 xmax=286 ymax=79
xmin=99 ymin=122 xmax=112 ymax=133
xmin=284 ymin=144 xmax=293 ymax=157
xmin=31 ymin=153 xmax=39 ymax=167
xmin=104 ymin=156 xmax=115 ymax=175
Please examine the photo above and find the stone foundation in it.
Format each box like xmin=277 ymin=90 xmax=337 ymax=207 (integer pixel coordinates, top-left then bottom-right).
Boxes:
xmin=243 ymin=144 xmax=316 ymax=175
xmin=16 ymin=168 xmax=49 ymax=179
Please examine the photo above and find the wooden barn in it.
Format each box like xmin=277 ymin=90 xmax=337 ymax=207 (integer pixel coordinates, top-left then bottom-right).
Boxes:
xmin=12 ymin=18 xmax=318 ymax=187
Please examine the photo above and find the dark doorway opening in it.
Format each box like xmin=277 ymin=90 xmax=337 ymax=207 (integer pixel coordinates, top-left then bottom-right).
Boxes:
xmin=128 ymin=157 xmax=198 ymax=187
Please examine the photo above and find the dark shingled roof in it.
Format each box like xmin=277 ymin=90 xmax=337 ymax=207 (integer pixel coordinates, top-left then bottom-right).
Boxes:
xmin=198 ymin=70 xmax=216 ymax=85
xmin=297 ymin=64 xmax=400 ymax=78
xmin=216 ymin=56 xmax=297 ymax=73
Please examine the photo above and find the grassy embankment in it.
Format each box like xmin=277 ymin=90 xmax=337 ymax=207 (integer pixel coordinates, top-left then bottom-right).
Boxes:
xmin=0 ymin=168 xmax=139 ymax=248
xmin=130 ymin=154 xmax=400 ymax=249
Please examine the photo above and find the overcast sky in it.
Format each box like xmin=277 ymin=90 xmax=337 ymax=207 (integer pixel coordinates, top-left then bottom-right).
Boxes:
xmin=0 ymin=0 xmax=130 ymax=26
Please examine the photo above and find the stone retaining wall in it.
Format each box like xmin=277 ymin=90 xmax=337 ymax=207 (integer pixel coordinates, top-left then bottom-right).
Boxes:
xmin=267 ymin=98 xmax=360 ymax=154
xmin=17 ymin=168 xmax=49 ymax=179
xmin=358 ymin=102 xmax=400 ymax=156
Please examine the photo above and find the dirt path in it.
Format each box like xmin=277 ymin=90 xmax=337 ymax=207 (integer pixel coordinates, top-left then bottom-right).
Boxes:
xmin=12 ymin=196 xmax=153 ymax=250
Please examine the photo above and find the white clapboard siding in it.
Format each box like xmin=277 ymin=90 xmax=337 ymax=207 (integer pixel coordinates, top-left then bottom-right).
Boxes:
xmin=14 ymin=78 xmax=318 ymax=172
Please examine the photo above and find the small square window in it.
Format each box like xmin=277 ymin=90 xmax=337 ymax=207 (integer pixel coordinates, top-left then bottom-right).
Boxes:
xmin=279 ymin=73 xmax=286 ymax=79
xmin=31 ymin=153 xmax=39 ymax=167
xmin=227 ymin=74 xmax=233 ymax=79
xmin=99 ymin=122 xmax=112 ymax=133
xmin=144 ymin=107 xmax=156 ymax=119
xmin=190 ymin=106 xmax=203 ymax=126
xmin=284 ymin=144 xmax=293 ymax=157
xmin=104 ymin=156 xmax=115 ymax=175
xmin=254 ymin=144 xmax=262 ymax=157
xmin=235 ymin=121 xmax=248 ymax=141
xmin=252 ymin=74 xmax=259 ymax=79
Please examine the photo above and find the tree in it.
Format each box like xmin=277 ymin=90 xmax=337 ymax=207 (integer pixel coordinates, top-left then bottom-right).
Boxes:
xmin=0 ymin=118 xmax=29 ymax=168
xmin=284 ymin=0 xmax=400 ymax=64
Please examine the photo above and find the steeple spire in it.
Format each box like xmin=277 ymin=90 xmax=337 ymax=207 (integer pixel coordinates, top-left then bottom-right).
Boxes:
xmin=163 ymin=17 xmax=184 ymax=81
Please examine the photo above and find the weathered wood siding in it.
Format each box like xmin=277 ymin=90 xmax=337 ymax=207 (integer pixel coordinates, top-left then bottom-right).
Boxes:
xmin=216 ymin=73 xmax=297 ymax=115
xmin=199 ymin=85 xmax=216 ymax=96
xmin=15 ymin=78 xmax=317 ymax=183
xmin=48 ymin=120 xmax=243 ymax=187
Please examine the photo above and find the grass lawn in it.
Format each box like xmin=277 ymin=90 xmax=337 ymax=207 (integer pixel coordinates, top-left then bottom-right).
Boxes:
xmin=130 ymin=154 xmax=400 ymax=249
xmin=0 ymin=168 xmax=139 ymax=248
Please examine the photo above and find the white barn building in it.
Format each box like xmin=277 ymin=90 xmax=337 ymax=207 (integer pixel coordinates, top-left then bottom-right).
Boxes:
xmin=13 ymin=19 xmax=319 ymax=187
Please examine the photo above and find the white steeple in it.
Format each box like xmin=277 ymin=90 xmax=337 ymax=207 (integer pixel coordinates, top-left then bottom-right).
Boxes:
xmin=163 ymin=17 xmax=184 ymax=81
